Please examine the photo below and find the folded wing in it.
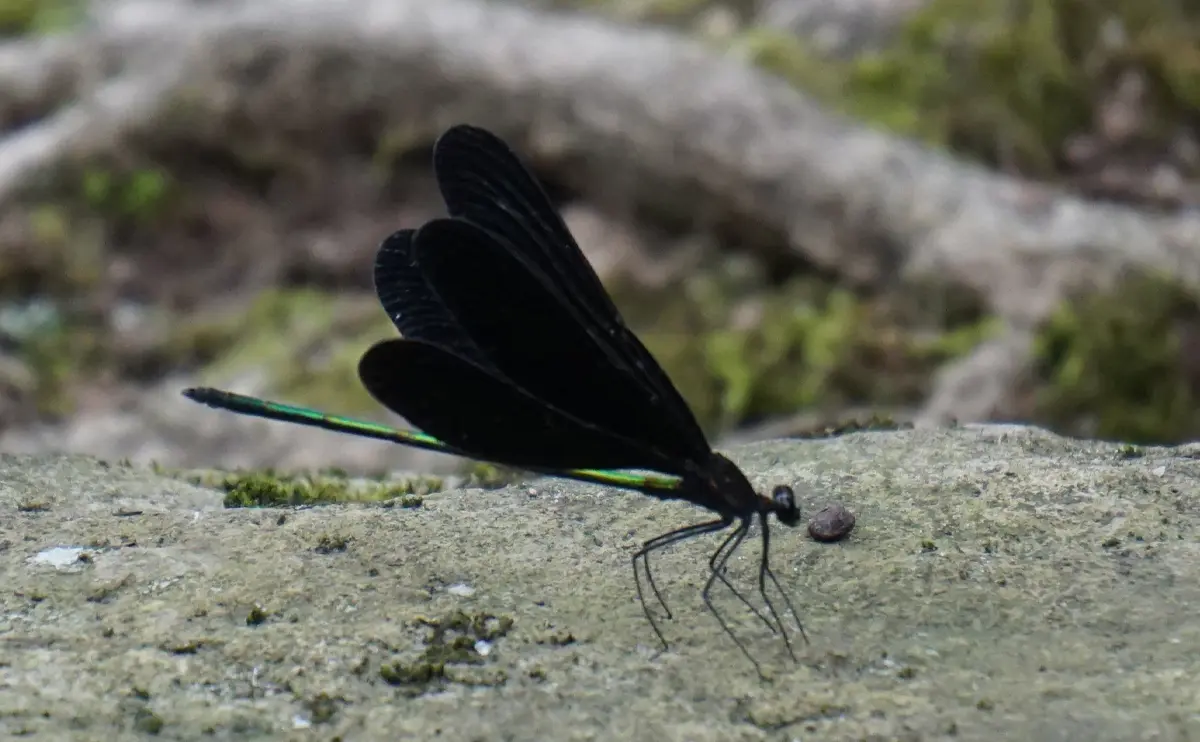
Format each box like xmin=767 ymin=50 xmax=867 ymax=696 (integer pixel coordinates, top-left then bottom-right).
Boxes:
xmin=372 ymin=229 xmax=491 ymax=367
xmin=357 ymin=338 xmax=678 ymax=473
xmin=428 ymin=125 xmax=712 ymax=461
xmin=409 ymin=217 xmax=698 ymax=465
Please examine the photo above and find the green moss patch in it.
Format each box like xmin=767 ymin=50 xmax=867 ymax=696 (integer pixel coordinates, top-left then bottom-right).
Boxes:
xmin=0 ymin=0 xmax=83 ymax=36
xmin=612 ymin=257 xmax=997 ymax=434
xmin=379 ymin=610 xmax=514 ymax=695
xmin=739 ymin=0 xmax=1200 ymax=181
xmin=458 ymin=462 xmax=531 ymax=490
xmin=195 ymin=288 xmax=394 ymax=416
xmin=1033 ymin=271 xmax=1200 ymax=444
xmin=183 ymin=468 xmax=440 ymax=508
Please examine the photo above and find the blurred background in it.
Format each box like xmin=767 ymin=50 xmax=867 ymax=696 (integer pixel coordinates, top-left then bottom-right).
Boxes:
xmin=1 ymin=0 xmax=1198 ymax=481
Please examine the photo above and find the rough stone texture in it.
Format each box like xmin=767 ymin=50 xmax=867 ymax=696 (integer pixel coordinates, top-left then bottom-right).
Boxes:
xmin=2 ymin=425 xmax=1199 ymax=741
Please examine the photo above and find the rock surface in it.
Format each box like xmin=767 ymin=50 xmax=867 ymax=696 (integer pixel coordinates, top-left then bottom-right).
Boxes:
xmin=2 ymin=425 xmax=1198 ymax=741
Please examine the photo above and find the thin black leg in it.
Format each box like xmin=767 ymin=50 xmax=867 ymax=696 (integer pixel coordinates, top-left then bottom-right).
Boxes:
xmin=631 ymin=518 xmax=731 ymax=652
xmin=705 ymin=525 xmax=776 ymax=632
xmin=756 ymin=512 xmax=804 ymax=663
xmin=700 ymin=517 xmax=768 ymax=677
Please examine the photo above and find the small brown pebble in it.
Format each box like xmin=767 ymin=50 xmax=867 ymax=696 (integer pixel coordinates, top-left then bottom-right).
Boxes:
xmin=808 ymin=503 xmax=855 ymax=542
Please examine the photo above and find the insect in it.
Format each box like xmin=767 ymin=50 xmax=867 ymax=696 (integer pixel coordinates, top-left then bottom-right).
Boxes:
xmin=183 ymin=123 xmax=807 ymax=674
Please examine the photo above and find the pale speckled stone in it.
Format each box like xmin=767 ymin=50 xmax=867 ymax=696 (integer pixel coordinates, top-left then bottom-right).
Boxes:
xmin=2 ymin=428 xmax=1199 ymax=741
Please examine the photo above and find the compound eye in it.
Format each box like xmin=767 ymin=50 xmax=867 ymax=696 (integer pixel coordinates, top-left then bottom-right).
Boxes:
xmin=770 ymin=484 xmax=801 ymax=526
xmin=771 ymin=484 xmax=796 ymax=509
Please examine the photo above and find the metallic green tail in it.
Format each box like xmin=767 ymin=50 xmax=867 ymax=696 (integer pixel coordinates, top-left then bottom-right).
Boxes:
xmin=182 ymin=387 xmax=683 ymax=494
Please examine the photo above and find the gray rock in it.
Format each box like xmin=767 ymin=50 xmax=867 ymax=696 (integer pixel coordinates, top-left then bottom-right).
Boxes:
xmin=2 ymin=426 xmax=1198 ymax=741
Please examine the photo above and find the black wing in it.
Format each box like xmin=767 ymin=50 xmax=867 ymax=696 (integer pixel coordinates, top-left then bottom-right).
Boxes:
xmin=429 ymin=124 xmax=712 ymax=460
xmin=357 ymin=338 xmax=677 ymax=473
xmin=409 ymin=216 xmax=698 ymax=464
xmin=372 ymin=229 xmax=491 ymax=367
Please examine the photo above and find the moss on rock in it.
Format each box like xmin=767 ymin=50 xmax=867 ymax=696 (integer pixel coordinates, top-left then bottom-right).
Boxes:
xmin=613 ymin=256 xmax=996 ymax=434
xmin=1033 ymin=270 xmax=1200 ymax=444
xmin=196 ymin=288 xmax=394 ymax=416
xmin=741 ymin=0 xmax=1200 ymax=179
xmin=184 ymin=467 xmax=441 ymax=508
xmin=0 ymin=0 xmax=81 ymax=36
